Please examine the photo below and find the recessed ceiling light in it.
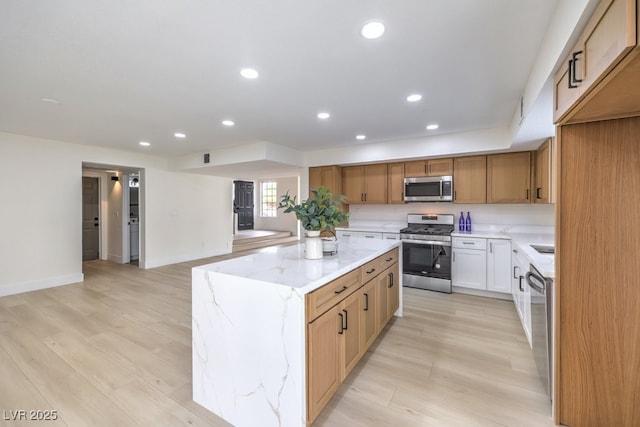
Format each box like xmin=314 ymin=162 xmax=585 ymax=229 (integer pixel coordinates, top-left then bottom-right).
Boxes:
xmin=174 ymin=132 xmax=186 ymax=138
xmin=41 ymin=98 xmax=60 ymax=105
xmin=222 ymin=120 xmax=235 ymax=126
xmin=139 ymin=141 xmax=151 ymax=147
xmin=240 ymin=68 xmax=259 ymax=79
xmin=426 ymin=124 xmax=439 ymax=130
xmin=356 ymin=135 xmax=366 ymax=140
xmin=361 ymin=21 xmax=385 ymax=39
xmin=317 ymin=112 xmax=330 ymax=120
xmin=407 ymin=94 xmax=422 ymax=102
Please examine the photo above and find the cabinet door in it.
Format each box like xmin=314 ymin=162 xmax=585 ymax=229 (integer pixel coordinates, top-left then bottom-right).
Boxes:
xmin=307 ymin=304 xmax=341 ymax=423
xmin=342 ymin=166 xmax=365 ymax=204
xmin=511 ymin=249 xmax=524 ymax=320
xmin=340 ymin=290 xmax=363 ymax=380
xmin=554 ymin=0 xmax=637 ymax=123
xmin=452 ymin=248 xmax=487 ymax=290
xmin=363 ymin=164 xmax=388 ymax=204
xmin=376 ymin=271 xmax=389 ymax=332
xmin=486 ymin=239 xmax=512 ymax=293
xmin=404 ymin=160 xmax=427 ymax=177
xmin=453 ymin=156 xmax=487 ymax=204
xmin=386 ymin=262 xmax=400 ymax=318
xmin=534 ymin=139 xmax=551 ymax=204
xmin=487 ymin=152 xmax=531 ymax=203
xmin=309 ymin=167 xmax=322 ymax=191
xmin=387 ymin=162 xmax=405 ymax=203
xmin=360 ymin=279 xmax=378 ymax=350
xmin=382 ymin=233 xmax=399 ymax=241
xmin=427 ymin=158 xmax=453 ymax=176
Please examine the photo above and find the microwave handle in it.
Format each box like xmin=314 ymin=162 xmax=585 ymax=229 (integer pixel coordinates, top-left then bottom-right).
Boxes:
xmin=440 ymin=180 xmax=443 ymax=198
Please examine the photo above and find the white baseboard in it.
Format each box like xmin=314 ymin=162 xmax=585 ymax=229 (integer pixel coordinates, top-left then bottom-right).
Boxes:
xmin=0 ymin=273 xmax=84 ymax=297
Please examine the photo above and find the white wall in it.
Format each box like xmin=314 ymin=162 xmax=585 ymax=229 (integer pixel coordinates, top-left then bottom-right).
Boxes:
xmin=348 ymin=203 xmax=554 ymax=227
xmin=0 ymin=132 xmax=233 ymax=295
xmin=253 ymin=176 xmax=299 ymax=235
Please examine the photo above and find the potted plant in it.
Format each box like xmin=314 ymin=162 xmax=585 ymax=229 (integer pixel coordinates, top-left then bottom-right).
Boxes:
xmin=278 ymin=186 xmax=350 ymax=259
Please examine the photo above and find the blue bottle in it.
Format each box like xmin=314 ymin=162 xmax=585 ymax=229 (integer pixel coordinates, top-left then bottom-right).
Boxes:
xmin=465 ymin=211 xmax=472 ymax=233
xmin=459 ymin=212 xmax=465 ymax=232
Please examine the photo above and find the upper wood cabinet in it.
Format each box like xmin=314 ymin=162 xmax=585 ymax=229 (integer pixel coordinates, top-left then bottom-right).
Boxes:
xmin=387 ymin=162 xmax=405 ymax=204
xmin=342 ymin=164 xmax=387 ymax=204
xmin=487 ymin=152 xmax=532 ymax=204
xmin=453 ymin=156 xmax=487 ymax=204
xmin=534 ymin=139 xmax=552 ymax=204
xmin=404 ymin=158 xmax=453 ymax=177
xmin=554 ymin=0 xmax=638 ymax=123
xmin=309 ymin=165 xmax=342 ymax=196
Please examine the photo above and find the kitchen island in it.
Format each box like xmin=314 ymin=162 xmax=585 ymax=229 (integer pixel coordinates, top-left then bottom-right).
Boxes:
xmin=192 ymin=239 xmax=402 ymax=427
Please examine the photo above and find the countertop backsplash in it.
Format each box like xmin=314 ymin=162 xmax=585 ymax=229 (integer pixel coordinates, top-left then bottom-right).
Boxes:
xmin=347 ymin=203 xmax=554 ymax=228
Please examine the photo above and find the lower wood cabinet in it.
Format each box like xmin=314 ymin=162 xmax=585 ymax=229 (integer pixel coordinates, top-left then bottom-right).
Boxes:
xmin=306 ymin=248 xmax=399 ymax=424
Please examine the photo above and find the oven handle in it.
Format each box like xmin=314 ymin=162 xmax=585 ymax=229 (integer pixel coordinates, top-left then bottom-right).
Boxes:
xmin=401 ymin=239 xmax=451 ymax=247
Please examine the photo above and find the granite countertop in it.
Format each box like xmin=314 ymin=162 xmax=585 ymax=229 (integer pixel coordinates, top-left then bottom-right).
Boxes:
xmin=194 ymin=238 xmax=400 ymax=293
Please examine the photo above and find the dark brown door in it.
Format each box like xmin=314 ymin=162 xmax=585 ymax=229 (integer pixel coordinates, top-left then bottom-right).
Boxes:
xmin=82 ymin=177 xmax=100 ymax=261
xmin=233 ymin=180 xmax=254 ymax=231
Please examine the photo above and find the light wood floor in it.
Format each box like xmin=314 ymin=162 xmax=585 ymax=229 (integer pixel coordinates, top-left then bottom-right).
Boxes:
xmin=0 ymin=246 xmax=554 ymax=427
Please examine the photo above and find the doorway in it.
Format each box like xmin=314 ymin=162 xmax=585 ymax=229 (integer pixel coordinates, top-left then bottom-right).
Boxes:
xmin=233 ymin=180 xmax=254 ymax=231
xmin=82 ymin=176 xmax=100 ymax=261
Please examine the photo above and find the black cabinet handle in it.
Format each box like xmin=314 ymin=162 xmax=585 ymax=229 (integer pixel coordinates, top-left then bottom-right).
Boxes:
xmin=567 ymin=51 xmax=583 ymax=89
xmin=366 ymin=268 xmax=376 ymax=274
xmin=334 ymin=285 xmax=348 ymax=294
xmin=364 ymin=293 xmax=369 ymax=311
xmin=571 ymin=51 xmax=583 ymax=84
xmin=338 ymin=313 xmax=344 ymax=334
xmin=536 ymin=188 xmax=542 ymax=199
xmin=342 ymin=309 xmax=348 ymax=330
xmin=513 ymin=266 xmax=518 ymax=279
xmin=519 ymin=275 xmax=524 ymax=292
xmin=526 ymin=189 xmax=529 ymax=200
xmin=388 ymin=272 xmax=394 ymax=288
xmin=385 ymin=257 xmax=393 ymax=262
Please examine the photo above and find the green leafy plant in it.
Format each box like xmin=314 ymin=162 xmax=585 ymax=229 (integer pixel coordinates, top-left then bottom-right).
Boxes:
xmin=278 ymin=186 xmax=350 ymax=231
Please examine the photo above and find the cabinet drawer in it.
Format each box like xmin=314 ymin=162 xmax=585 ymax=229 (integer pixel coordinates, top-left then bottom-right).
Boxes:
xmin=361 ymin=248 xmax=399 ymax=284
xmin=306 ymin=269 xmax=361 ymax=322
xmin=452 ymin=237 xmax=487 ymax=250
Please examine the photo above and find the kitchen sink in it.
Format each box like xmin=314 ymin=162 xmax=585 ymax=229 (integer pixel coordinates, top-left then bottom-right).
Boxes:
xmin=530 ymin=244 xmax=555 ymax=254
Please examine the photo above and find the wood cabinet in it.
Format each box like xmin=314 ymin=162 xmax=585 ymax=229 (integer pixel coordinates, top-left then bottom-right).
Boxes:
xmin=306 ymin=247 xmax=399 ymax=424
xmin=360 ymin=278 xmax=378 ymax=350
xmin=554 ymin=0 xmax=639 ymax=123
xmin=342 ymin=164 xmax=388 ymax=204
xmin=486 ymin=152 xmax=532 ymax=203
xmin=533 ymin=139 xmax=552 ymax=204
xmin=387 ymin=162 xmax=405 ymax=203
xmin=309 ymin=165 xmax=342 ymax=194
xmin=453 ymin=156 xmax=487 ymax=204
xmin=307 ymin=304 xmax=341 ymax=422
xmin=404 ymin=158 xmax=453 ymax=177
xmin=339 ymin=290 xmax=363 ymax=381
xmin=556 ymin=118 xmax=640 ymax=426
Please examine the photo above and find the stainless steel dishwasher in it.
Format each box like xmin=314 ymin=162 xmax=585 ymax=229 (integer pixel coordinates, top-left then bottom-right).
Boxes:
xmin=526 ymin=263 xmax=553 ymax=402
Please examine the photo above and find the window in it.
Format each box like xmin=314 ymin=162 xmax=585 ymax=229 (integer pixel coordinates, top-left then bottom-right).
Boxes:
xmin=261 ymin=181 xmax=278 ymax=217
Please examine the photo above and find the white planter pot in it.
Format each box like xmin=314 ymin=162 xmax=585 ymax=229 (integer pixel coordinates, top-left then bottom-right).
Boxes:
xmin=304 ymin=230 xmax=323 ymax=260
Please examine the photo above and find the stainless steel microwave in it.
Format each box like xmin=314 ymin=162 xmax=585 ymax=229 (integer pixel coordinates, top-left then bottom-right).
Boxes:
xmin=404 ymin=176 xmax=453 ymax=202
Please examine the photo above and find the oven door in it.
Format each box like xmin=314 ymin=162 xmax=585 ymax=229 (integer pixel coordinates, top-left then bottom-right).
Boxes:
xmin=402 ymin=239 xmax=452 ymax=293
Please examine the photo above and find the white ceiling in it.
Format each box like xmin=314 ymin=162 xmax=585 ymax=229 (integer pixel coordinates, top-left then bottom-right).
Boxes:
xmin=0 ymin=0 xmax=559 ymax=158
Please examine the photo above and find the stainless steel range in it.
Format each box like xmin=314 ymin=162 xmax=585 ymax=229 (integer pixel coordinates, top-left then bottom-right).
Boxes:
xmin=400 ymin=214 xmax=454 ymax=293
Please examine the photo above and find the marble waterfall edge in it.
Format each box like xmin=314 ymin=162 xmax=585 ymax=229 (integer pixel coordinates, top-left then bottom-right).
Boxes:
xmin=192 ymin=268 xmax=306 ymax=426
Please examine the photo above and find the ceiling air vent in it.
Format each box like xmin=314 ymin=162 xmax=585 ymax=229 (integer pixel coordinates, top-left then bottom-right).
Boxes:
xmin=203 ymin=153 xmax=210 ymax=164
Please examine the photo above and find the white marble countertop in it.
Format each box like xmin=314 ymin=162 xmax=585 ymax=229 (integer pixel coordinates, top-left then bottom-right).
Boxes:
xmin=194 ymin=238 xmax=401 ymax=293
xmin=335 ymin=220 xmax=405 ymax=234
